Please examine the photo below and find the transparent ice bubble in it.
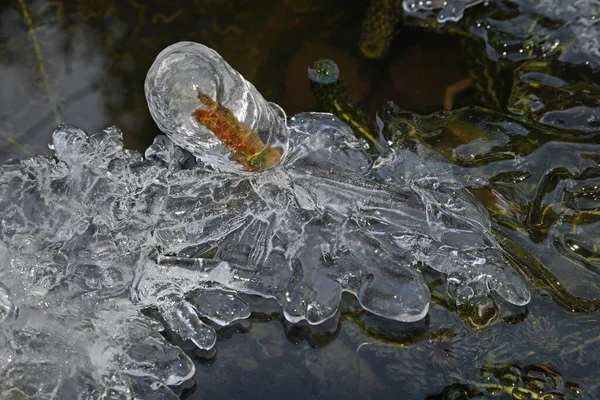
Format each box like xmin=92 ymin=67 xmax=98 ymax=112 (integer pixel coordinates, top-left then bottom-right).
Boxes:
xmin=145 ymin=41 xmax=288 ymax=172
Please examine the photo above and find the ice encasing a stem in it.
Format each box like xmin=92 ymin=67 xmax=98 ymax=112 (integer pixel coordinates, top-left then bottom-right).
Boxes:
xmin=145 ymin=41 xmax=288 ymax=172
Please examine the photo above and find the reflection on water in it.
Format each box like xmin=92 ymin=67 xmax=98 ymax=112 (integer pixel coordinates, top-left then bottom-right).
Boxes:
xmin=1 ymin=0 xmax=599 ymax=399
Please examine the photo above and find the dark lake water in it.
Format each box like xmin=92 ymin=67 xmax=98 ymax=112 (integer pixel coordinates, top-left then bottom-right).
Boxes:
xmin=1 ymin=1 xmax=599 ymax=399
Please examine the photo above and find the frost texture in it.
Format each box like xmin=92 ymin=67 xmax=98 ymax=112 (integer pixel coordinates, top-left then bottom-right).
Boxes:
xmin=403 ymin=0 xmax=485 ymax=22
xmin=0 ymin=42 xmax=531 ymax=396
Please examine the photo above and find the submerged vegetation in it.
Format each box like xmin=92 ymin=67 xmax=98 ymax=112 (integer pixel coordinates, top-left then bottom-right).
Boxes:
xmin=307 ymin=58 xmax=381 ymax=149
xmin=193 ymin=90 xmax=281 ymax=171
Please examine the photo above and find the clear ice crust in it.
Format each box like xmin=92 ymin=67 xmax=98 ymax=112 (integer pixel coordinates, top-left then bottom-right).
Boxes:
xmin=0 ymin=42 xmax=530 ymax=397
xmin=403 ymin=0 xmax=486 ymax=23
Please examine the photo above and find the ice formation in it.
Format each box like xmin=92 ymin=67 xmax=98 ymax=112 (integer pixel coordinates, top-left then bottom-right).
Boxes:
xmin=482 ymin=0 xmax=600 ymax=69
xmin=143 ymin=41 xmax=529 ymax=322
xmin=403 ymin=0 xmax=600 ymax=69
xmin=402 ymin=0 xmax=486 ymax=23
xmin=0 ymin=41 xmax=531 ymax=396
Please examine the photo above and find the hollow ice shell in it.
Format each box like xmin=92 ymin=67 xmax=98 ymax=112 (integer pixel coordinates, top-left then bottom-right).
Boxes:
xmin=367 ymin=138 xmax=531 ymax=307
xmin=145 ymin=41 xmax=288 ymax=172
xmin=403 ymin=0 xmax=485 ymax=22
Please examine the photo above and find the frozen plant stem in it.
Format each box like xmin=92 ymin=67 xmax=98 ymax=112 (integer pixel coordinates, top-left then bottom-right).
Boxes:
xmin=193 ymin=89 xmax=281 ymax=171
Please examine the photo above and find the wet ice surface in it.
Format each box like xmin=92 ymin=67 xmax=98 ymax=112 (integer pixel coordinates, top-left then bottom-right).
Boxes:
xmin=380 ymin=104 xmax=600 ymax=301
xmin=0 ymin=42 xmax=531 ymax=397
xmin=403 ymin=0 xmax=486 ymax=22
xmin=404 ymin=0 xmax=600 ymax=68
xmin=482 ymin=0 xmax=600 ymax=68
xmin=402 ymin=0 xmax=600 ymax=134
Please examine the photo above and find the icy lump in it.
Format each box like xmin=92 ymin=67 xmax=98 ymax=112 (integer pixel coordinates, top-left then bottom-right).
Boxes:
xmin=0 ymin=41 xmax=532 ymax=397
xmin=142 ymin=42 xmax=530 ymax=326
xmin=403 ymin=0 xmax=486 ymax=23
xmin=0 ymin=130 xmax=195 ymax=398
